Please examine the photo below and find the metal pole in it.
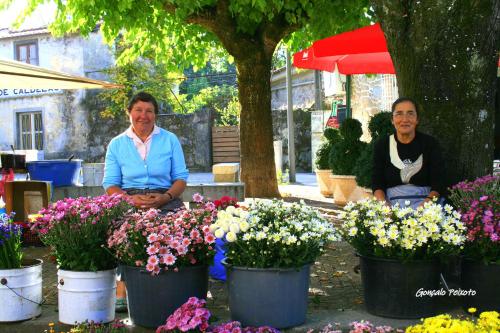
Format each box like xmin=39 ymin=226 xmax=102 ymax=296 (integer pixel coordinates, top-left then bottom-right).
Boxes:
xmin=346 ymin=74 xmax=352 ymax=118
xmin=286 ymin=49 xmax=296 ymax=182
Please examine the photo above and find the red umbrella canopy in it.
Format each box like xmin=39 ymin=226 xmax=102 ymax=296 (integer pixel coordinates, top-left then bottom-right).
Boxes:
xmin=293 ymin=23 xmax=395 ymax=74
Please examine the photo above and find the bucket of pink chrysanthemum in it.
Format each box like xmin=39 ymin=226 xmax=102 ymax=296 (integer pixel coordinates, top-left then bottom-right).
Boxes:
xmin=107 ymin=193 xmax=217 ymax=328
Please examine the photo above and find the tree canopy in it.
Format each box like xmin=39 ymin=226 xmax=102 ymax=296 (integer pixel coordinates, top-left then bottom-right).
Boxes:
xmin=6 ymin=0 xmax=370 ymax=197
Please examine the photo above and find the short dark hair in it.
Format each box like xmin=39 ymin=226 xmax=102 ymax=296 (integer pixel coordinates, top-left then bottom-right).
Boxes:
xmin=127 ymin=92 xmax=159 ymax=114
xmin=391 ymin=97 xmax=419 ymax=117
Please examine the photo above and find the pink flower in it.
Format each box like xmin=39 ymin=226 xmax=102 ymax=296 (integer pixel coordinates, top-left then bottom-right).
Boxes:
xmin=164 ymin=253 xmax=176 ymax=266
xmin=147 ymin=255 xmax=159 ymax=266
xmin=147 ymin=245 xmax=159 ymax=255
xmin=147 ymin=233 xmax=159 ymax=243
xmin=193 ymin=193 xmax=204 ymax=203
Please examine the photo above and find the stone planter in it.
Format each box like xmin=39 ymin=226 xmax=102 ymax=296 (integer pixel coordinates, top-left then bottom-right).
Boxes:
xmin=330 ymin=175 xmax=357 ymax=205
xmin=315 ymin=169 xmax=332 ymax=197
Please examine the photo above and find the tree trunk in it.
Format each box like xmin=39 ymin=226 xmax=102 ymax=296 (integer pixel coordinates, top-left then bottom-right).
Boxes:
xmin=236 ymin=51 xmax=281 ymax=198
xmin=372 ymin=0 xmax=500 ymax=188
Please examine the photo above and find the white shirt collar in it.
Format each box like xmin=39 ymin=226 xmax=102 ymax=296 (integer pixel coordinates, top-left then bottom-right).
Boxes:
xmin=125 ymin=125 xmax=160 ymax=141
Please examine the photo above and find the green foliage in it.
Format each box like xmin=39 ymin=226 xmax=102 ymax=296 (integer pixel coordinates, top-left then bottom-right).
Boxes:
xmin=354 ymin=112 xmax=394 ymax=187
xmin=315 ymin=128 xmax=340 ymax=170
xmin=315 ymin=142 xmax=332 ymax=170
xmin=368 ymin=111 xmax=393 ymax=140
xmin=329 ymin=118 xmax=366 ymax=175
xmin=324 ymin=127 xmax=341 ymax=142
xmin=11 ymin=0 xmax=370 ymax=69
xmin=184 ymin=85 xmax=240 ymax=125
xmin=97 ymin=60 xmax=183 ymax=118
xmin=353 ymin=144 xmax=373 ymax=188
xmin=339 ymin=118 xmax=363 ymax=142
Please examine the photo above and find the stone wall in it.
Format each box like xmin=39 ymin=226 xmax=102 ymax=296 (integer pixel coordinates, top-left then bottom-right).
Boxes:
xmin=350 ymin=74 xmax=398 ymax=141
xmin=272 ymin=109 xmax=312 ymax=172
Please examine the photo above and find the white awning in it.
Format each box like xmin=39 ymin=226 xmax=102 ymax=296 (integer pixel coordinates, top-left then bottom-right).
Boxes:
xmin=0 ymin=59 xmax=122 ymax=89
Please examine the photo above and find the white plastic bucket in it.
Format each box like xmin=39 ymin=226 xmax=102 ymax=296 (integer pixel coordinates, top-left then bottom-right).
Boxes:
xmin=81 ymin=163 xmax=105 ymax=186
xmin=0 ymin=259 xmax=43 ymax=322
xmin=58 ymin=268 xmax=116 ymax=324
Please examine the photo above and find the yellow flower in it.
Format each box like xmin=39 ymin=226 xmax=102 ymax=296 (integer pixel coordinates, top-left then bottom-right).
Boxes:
xmin=468 ymin=307 xmax=477 ymax=314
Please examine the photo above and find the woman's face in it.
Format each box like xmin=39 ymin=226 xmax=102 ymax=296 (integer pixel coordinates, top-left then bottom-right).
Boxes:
xmin=129 ymin=100 xmax=156 ymax=134
xmin=392 ymin=101 xmax=418 ymax=137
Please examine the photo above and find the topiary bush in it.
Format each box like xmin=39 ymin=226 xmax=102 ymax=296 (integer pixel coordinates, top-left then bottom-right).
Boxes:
xmin=315 ymin=142 xmax=332 ymax=170
xmin=353 ymin=112 xmax=393 ymax=188
xmin=329 ymin=118 xmax=366 ymax=175
xmin=315 ymin=127 xmax=340 ymax=170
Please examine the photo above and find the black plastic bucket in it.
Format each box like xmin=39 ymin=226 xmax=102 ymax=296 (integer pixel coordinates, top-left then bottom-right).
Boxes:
xmin=462 ymin=260 xmax=500 ymax=312
xmin=122 ymin=265 xmax=208 ymax=328
xmin=225 ymin=261 xmax=310 ymax=329
xmin=359 ymin=255 xmax=440 ymax=318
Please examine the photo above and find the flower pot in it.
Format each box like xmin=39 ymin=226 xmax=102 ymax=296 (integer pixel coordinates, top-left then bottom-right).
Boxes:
xmin=122 ymin=264 xmax=208 ymax=328
xmin=330 ymin=175 xmax=357 ymax=205
xmin=58 ymin=268 xmax=117 ymax=324
xmin=224 ymin=261 xmax=310 ymax=329
xmin=315 ymin=169 xmax=333 ymax=197
xmin=0 ymin=259 xmax=42 ymax=322
xmin=461 ymin=260 xmax=500 ymax=312
xmin=359 ymin=255 xmax=439 ymax=318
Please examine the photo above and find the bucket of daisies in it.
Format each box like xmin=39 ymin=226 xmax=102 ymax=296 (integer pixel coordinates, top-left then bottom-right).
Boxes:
xmin=210 ymin=199 xmax=338 ymax=329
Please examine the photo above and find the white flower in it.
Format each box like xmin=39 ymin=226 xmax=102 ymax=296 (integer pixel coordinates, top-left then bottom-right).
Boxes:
xmin=229 ymin=223 xmax=240 ymax=233
xmin=225 ymin=231 xmax=237 ymax=242
xmin=239 ymin=220 xmax=249 ymax=232
xmin=348 ymin=227 xmax=358 ymax=237
xmin=214 ymin=228 xmax=225 ymax=239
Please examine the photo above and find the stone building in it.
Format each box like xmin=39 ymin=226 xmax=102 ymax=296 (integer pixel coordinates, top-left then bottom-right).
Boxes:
xmin=0 ymin=4 xmax=114 ymax=160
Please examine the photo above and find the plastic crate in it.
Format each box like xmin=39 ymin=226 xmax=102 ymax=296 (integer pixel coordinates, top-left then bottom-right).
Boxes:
xmin=26 ymin=160 xmax=82 ymax=187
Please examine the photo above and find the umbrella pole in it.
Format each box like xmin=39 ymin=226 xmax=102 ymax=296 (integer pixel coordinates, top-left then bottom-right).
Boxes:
xmin=345 ymin=74 xmax=351 ymax=118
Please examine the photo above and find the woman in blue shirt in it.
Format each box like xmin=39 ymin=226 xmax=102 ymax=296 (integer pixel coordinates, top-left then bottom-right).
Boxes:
xmin=103 ymin=91 xmax=189 ymax=212
xmin=103 ymin=91 xmax=189 ymax=311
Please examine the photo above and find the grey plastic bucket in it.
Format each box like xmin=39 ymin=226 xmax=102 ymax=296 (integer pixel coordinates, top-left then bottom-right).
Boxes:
xmin=359 ymin=254 xmax=439 ymax=318
xmin=224 ymin=261 xmax=311 ymax=329
xmin=122 ymin=265 xmax=208 ymax=328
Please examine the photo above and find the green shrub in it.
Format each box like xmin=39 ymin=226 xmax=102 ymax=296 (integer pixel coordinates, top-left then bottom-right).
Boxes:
xmin=354 ymin=111 xmax=393 ymax=187
xmin=315 ymin=127 xmax=340 ymax=170
xmin=329 ymin=118 xmax=365 ymax=175
xmin=315 ymin=142 xmax=332 ymax=170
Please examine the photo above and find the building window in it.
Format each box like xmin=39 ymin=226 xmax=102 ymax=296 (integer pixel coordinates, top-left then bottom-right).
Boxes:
xmin=15 ymin=40 xmax=38 ymax=65
xmin=17 ymin=112 xmax=43 ymax=150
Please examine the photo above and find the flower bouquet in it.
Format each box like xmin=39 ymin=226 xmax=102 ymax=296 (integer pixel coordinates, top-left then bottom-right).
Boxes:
xmin=209 ymin=199 xmax=337 ymax=328
xmin=211 ymin=199 xmax=337 ymax=268
xmin=106 ymin=194 xmax=217 ymax=328
xmin=156 ymin=297 xmax=280 ymax=333
xmin=339 ymin=198 xmax=466 ymax=261
xmin=449 ymin=175 xmax=499 ymax=263
xmin=0 ymin=212 xmax=43 ymax=322
xmin=31 ymin=194 xmax=133 ymax=325
xmin=339 ymin=198 xmax=466 ymax=318
xmin=449 ymin=175 xmax=500 ymax=311
xmin=32 ymin=194 xmax=133 ymax=271
xmin=0 ymin=212 xmax=22 ymax=269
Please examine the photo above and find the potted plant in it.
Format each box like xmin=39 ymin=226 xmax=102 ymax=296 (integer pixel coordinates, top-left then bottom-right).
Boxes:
xmin=211 ymin=199 xmax=338 ymax=328
xmin=353 ymin=112 xmax=393 ymax=192
xmin=315 ymin=127 xmax=340 ymax=197
xmin=107 ymin=194 xmax=217 ymax=328
xmin=449 ymin=175 xmax=500 ymax=312
xmin=0 ymin=212 xmax=43 ymax=322
xmin=329 ymin=119 xmax=367 ymax=205
xmin=339 ymin=198 xmax=466 ymax=318
xmin=32 ymin=194 xmax=132 ymax=324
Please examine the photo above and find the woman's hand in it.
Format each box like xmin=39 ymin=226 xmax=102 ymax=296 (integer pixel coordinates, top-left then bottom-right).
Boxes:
xmin=129 ymin=193 xmax=170 ymax=209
